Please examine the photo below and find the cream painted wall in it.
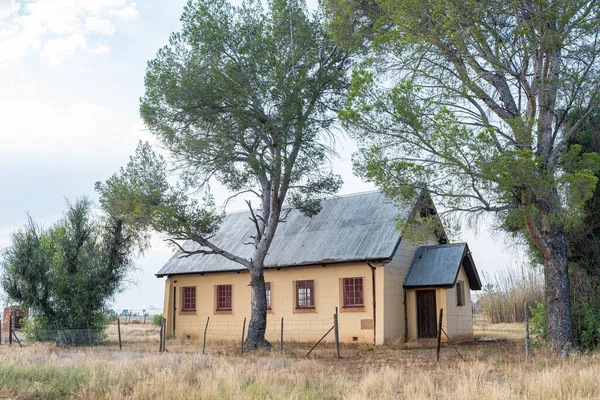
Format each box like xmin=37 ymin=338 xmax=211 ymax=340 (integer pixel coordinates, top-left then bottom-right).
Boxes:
xmin=162 ymin=262 xmax=377 ymax=343
xmin=382 ymin=241 xmax=414 ymax=341
xmin=444 ymin=265 xmax=473 ymax=340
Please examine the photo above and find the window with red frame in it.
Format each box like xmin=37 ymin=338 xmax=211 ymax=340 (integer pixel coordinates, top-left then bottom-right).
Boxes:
xmin=343 ymin=278 xmax=364 ymax=307
xmin=216 ymin=284 xmax=232 ymax=310
xmin=296 ymin=280 xmax=314 ymax=308
xmin=182 ymin=286 xmax=196 ymax=311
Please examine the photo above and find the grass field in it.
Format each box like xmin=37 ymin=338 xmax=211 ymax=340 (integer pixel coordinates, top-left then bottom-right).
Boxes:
xmin=1 ymin=323 xmax=599 ymax=399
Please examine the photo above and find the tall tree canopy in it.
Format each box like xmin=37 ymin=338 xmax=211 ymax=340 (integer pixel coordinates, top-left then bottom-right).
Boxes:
xmin=0 ymin=199 xmax=139 ymax=338
xmin=96 ymin=0 xmax=350 ymax=349
xmin=328 ymin=0 xmax=600 ymax=354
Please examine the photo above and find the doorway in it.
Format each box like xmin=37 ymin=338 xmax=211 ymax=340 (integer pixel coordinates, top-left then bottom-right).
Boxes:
xmin=416 ymin=290 xmax=437 ymax=338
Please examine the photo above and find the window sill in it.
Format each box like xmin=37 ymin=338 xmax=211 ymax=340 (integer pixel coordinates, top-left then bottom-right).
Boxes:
xmin=294 ymin=307 xmax=316 ymax=314
xmin=341 ymin=306 xmax=365 ymax=313
xmin=214 ymin=309 xmax=233 ymax=315
xmin=179 ymin=310 xmax=197 ymax=316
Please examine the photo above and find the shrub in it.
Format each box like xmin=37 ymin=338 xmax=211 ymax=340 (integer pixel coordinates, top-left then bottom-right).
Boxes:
xmin=152 ymin=314 xmax=163 ymax=326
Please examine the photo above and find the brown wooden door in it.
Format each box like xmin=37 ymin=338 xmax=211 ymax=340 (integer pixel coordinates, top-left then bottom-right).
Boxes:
xmin=417 ymin=290 xmax=437 ymax=338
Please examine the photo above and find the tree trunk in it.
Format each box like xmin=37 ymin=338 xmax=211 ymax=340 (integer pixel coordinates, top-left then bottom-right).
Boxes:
xmin=542 ymin=223 xmax=578 ymax=356
xmin=244 ymin=266 xmax=272 ymax=350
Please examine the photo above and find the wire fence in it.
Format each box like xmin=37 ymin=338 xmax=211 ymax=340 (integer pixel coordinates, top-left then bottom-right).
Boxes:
xmin=0 ymin=313 xmax=342 ymax=359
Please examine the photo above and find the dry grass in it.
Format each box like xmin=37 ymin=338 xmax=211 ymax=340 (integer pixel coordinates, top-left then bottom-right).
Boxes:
xmin=1 ymin=324 xmax=598 ymax=399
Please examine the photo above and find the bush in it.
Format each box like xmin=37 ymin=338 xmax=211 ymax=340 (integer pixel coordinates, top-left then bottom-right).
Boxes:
xmin=529 ymin=301 xmax=546 ymax=346
xmin=152 ymin=314 xmax=163 ymax=326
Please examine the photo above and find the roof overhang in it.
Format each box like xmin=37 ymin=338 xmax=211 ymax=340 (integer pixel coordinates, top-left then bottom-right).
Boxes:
xmin=156 ymin=256 xmax=392 ymax=278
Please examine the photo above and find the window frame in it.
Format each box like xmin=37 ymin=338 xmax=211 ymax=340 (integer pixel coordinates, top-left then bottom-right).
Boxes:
xmin=265 ymin=282 xmax=272 ymax=310
xmin=456 ymin=280 xmax=465 ymax=307
xmin=215 ymin=284 xmax=233 ymax=312
xmin=295 ymin=280 xmax=315 ymax=309
xmin=342 ymin=277 xmax=364 ymax=308
xmin=181 ymin=286 xmax=197 ymax=313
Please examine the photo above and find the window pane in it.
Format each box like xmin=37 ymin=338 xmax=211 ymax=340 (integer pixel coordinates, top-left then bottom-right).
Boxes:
xmin=296 ymin=280 xmax=314 ymax=307
xmin=217 ymin=285 xmax=232 ymax=310
xmin=265 ymin=282 xmax=271 ymax=308
xmin=182 ymin=287 xmax=196 ymax=311
xmin=343 ymin=278 xmax=363 ymax=307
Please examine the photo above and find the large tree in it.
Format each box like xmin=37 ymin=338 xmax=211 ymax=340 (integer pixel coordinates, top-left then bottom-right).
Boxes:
xmin=328 ymin=0 xmax=600 ymax=354
xmin=0 ymin=198 xmax=139 ymax=340
xmin=96 ymin=0 xmax=350 ymax=349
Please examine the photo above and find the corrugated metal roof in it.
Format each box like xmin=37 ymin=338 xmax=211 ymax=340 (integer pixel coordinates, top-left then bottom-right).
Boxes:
xmin=403 ymin=243 xmax=481 ymax=290
xmin=157 ymin=191 xmax=414 ymax=276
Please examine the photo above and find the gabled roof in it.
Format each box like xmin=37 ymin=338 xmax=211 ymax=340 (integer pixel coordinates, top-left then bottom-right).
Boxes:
xmin=156 ymin=191 xmax=420 ymax=277
xmin=403 ymin=243 xmax=482 ymax=290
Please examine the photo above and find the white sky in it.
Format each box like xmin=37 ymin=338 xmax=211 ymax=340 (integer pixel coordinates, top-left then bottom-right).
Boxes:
xmin=0 ymin=0 xmax=526 ymax=311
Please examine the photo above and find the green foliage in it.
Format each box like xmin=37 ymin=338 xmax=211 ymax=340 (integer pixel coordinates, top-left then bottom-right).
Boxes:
xmin=98 ymin=0 xmax=350 ymax=263
xmin=331 ymin=0 xmax=600 ymax=230
xmin=152 ymin=314 xmax=163 ymax=327
xmin=0 ymin=198 xmax=140 ymax=338
xmin=529 ymin=301 xmax=547 ymax=345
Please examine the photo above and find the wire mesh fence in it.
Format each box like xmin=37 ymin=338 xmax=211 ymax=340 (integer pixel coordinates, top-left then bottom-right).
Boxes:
xmin=0 ymin=314 xmax=342 ymax=359
xmin=163 ymin=315 xmax=340 ymax=358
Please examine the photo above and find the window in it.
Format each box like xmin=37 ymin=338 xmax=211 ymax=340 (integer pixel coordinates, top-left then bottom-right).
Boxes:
xmin=182 ymin=286 xmax=196 ymax=312
xmin=216 ymin=284 xmax=232 ymax=311
xmin=456 ymin=280 xmax=465 ymax=306
xmin=296 ymin=280 xmax=314 ymax=308
xmin=265 ymin=282 xmax=271 ymax=309
xmin=343 ymin=278 xmax=364 ymax=307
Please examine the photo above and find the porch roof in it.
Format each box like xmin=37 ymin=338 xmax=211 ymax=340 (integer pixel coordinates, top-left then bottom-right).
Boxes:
xmin=403 ymin=243 xmax=481 ymax=290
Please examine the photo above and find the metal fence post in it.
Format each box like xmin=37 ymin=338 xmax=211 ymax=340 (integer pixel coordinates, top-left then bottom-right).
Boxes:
xmin=334 ymin=307 xmax=340 ymax=359
xmin=240 ymin=317 xmax=247 ymax=356
xmin=8 ymin=313 xmax=12 ymax=346
xmin=203 ymin=317 xmax=210 ymax=355
xmin=159 ymin=318 xmax=164 ymax=352
xmin=117 ymin=318 xmax=122 ymax=351
xmin=525 ymin=302 xmax=530 ymax=361
xmin=280 ymin=317 xmax=284 ymax=354
xmin=162 ymin=318 xmax=167 ymax=351
xmin=436 ymin=308 xmax=444 ymax=361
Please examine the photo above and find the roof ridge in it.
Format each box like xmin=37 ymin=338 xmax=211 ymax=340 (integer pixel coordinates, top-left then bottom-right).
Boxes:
xmin=221 ymin=190 xmax=383 ymax=214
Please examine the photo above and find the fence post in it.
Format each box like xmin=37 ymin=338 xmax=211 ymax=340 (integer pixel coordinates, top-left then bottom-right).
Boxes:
xmin=162 ymin=318 xmax=167 ymax=351
xmin=280 ymin=317 xmax=284 ymax=354
xmin=334 ymin=307 xmax=340 ymax=359
xmin=159 ymin=318 xmax=164 ymax=352
xmin=436 ymin=308 xmax=443 ymax=361
xmin=514 ymin=303 xmax=518 ymax=323
xmin=525 ymin=302 xmax=530 ymax=362
xmin=0 ymin=319 xmax=2 ymax=345
xmin=240 ymin=317 xmax=247 ymax=356
xmin=203 ymin=317 xmax=210 ymax=355
xmin=143 ymin=314 xmax=147 ymax=325
xmin=8 ymin=313 xmax=12 ymax=346
xmin=117 ymin=318 xmax=122 ymax=351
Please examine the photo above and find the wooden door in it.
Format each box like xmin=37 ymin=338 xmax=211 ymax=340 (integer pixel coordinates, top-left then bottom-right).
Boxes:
xmin=417 ymin=290 xmax=437 ymax=338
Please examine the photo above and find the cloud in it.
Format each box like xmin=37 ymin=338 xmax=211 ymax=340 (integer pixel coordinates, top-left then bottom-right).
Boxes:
xmin=0 ymin=96 xmax=153 ymax=158
xmin=0 ymin=0 xmax=17 ymax=19
xmin=89 ymin=44 xmax=111 ymax=55
xmin=40 ymin=34 xmax=87 ymax=66
xmin=0 ymin=0 xmax=138 ymax=68
xmin=110 ymin=4 xmax=139 ymax=20
xmin=85 ymin=17 xmax=116 ymax=35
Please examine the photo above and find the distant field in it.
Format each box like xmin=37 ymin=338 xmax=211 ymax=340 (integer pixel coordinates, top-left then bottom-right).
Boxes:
xmin=1 ymin=323 xmax=598 ymax=399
